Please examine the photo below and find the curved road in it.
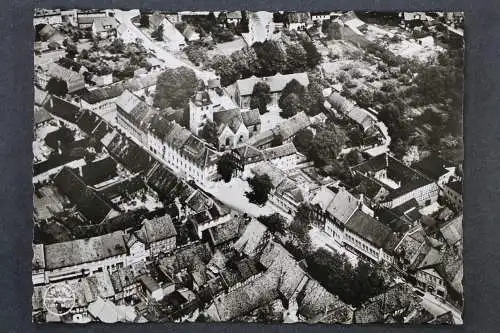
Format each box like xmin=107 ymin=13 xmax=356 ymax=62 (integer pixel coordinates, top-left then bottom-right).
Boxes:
xmin=113 ymin=9 xmax=216 ymax=82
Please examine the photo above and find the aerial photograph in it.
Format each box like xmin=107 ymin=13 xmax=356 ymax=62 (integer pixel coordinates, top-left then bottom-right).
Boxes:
xmin=32 ymin=9 xmax=464 ymax=325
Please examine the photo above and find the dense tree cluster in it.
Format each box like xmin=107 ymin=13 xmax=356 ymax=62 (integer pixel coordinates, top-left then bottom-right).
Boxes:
xmin=200 ymin=121 xmax=219 ymax=148
xmin=209 ymin=37 xmax=322 ymax=87
xmin=216 ymin=154 xmax=235 ymax=183
xmin=246 ymin=173 xmax=273 ymax=206
xmin=250 ymin=82 xmax=272 ymax=114
xmin=154 ymin=67 xmax=199 ymax=109
xmin=306 ymin=248 xmax=388 ymax=307
xmin=307 ymin=124 xmax=346 ymax=167
xmin=46 ymin=77 xmax=68 ymax=97
xmin=257 ymin=213 xmax=287 ymax=235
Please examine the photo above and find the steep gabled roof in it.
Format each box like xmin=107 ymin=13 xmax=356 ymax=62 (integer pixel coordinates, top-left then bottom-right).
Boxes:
xmin=54 ymin=167 xmax=116 ymax=223
xmin=346 ymin=210 xmax=393 ymax=248
xmin=233 ymin=219 xmax=268 ymax=257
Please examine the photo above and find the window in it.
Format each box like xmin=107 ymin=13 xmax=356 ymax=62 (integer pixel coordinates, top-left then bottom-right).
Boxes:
xmin=225 ymin=137 xmax=231 ymax=146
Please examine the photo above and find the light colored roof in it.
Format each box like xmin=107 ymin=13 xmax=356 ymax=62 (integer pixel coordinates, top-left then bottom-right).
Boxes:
xmin=137 ymin=214 xmax=177 ymax=243
xmin=32 ymin=243 xmax=45 ymax=270
xmin=236 ymin=73 xmax=309 ymax=96
xmin=34 ymin=86 xmax=49 ymax=106
xmin=115 ymin=89 xmax=142 ymax=114
xmin=277 ymin=111 xmax=311 ymax=140
xmin=44 ymin=231 xmax=127 ymax=270
xmin=88 ymin=297 xmax=119 ymax=323
xmin=240 ymin=108 xmax=261 ymax=126
xmin=310 ymin=186 xmax=337 ymax=211
xmin=233 ymin=219 xmax=268 ymax=257
xmin=440 ymin=215 xmax=463 ymax=245
xmin=263 ymin=142 xmax=297 ymax=160
xmin=326 ymin=187 xmax=359 ymax=224
xmin=162 ymin=18 xmax=185 ymax=43
xmin=45 ymin=62 xmax=83 ymax=83
xmin=92 ymin=17 xmax=118 ymax=33
xmin=34 ymin=106 xmax=53 ymax=125
xmin=251 ymin=162 xmax=287 ymax=188
xmin=226 ymin=11 xmax=242 ymax=19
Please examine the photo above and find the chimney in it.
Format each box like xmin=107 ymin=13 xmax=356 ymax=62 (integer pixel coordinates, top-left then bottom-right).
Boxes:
xmin=385 ymin=153 xmax=388 ymax=167
xmin=358 ymin=193 xmax=364 ymax=206
xmin=50 ymin=97 xmax=54 ymax=109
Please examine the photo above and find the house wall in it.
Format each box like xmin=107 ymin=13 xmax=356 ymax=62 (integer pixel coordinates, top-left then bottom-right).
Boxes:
xmin=34 ymin=15 xmax=63 ymax=26
xmin=127 ymin=242 xmax=148 ymax=266
xmin=443 ymin=185 xmax=462 ymax=210
xmin=383 ymin=182 xmax=439 ymax=209
xmin=268 ymin=153 xmax=304 ymax=171
xmin=150 ymin=236 xmax=176 ymax=257
xmin=415 ymin=270 xmax=447 ymax=297
xmin=147 ymin=132 xmax=218 ymax=188
xmin=81 ymin=98 xmax=117 ymax=118
xmin=189 ymin=99 xmax=214 ymax=135
xmin=116 ymin=111 xmax=148 ymax=145
xmin=46 ymin=253 xmax=127 ymax=282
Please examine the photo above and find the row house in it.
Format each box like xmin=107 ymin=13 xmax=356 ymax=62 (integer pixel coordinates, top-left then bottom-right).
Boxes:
xmin=351 ymin=153 xmax=440 ymax=209
xmin=233 ymin=73 xmax=309 ymax=109
xmin=310 ymin=185 xmax=395 ymax=263
xmin=36 ymin=62 xmax=85 ymax=93
xmin=33 ymin=214 xmax=177 ymax=284
xmin=148 ymin=117 xmax=219 ymax=187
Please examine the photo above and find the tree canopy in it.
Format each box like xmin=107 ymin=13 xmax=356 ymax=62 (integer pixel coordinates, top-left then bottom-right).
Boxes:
xmin=250 ymin=82 xmax=272 ymax=114
xmin=306 ymin=248 xmax=387 ymax=307
xmin=308 ymin=125 xmax=346 ymax=167
xmin=217 ymin=154 xmax=235 ymax=183
xmin=246 ymin=173 xmax=273 ymax=206
xmin=200 ymin=121 xmax=219 ymax=148
xmin=154 ymin=67 xmax=198 ymax=109
xmin=46 ymin=77 xmax=68 ymax=97
xmin=257 ymin=213 xmax=287 ymax=234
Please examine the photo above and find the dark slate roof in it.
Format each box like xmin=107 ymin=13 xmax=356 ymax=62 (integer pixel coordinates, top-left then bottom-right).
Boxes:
xmin=138 ymin=215 xmax=177 ymax=243
xmin=412 ymin=155 xmax=452 ymax=180
xmin=447 ymin=180 xmax=462 ymax=195
xmin=106 ymin=133 xmax=153 ymax=173
xmin=208 ymin=217 xmax=244 ymax=246
xmin=80 ymin=157 xmax=117 ymax=186
xmin=43 ymin=96 xmax=81 ymax=122
xmin=213 ymin=109 xmax=243 ymax=134
xmin=345 ymin=210 xmax=393 ymax=248
xmin=54 ymin=167 xmax=115 ymax=223
xmin=159 ymin=243 xmax=212 ymax=275
xmin=351 ymin=153 xmax=387 ymax=174
xmin=429 ymin=311 xmax=455 ymax=325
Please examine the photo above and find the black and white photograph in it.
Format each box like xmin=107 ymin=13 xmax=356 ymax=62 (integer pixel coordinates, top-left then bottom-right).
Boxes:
xmin=32 ymin=9 xmax=464 ymax=325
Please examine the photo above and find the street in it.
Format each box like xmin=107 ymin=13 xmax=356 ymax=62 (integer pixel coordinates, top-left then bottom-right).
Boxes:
xmin=113 ymin=9 xmax=216 ymax=82
xmin=420 ymin=291 xmax=463 ymax=324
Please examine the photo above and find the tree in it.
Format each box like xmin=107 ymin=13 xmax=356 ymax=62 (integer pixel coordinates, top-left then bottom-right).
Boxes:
xmin=217 ymin=154 xmax=235 ymax=183
xmin=344 ymin=149 xmax=363 ymax=166
xmin=108 ymin=38 xmax=125 ymax=54
xmin=284 ymin=43 xmax=308 ymax=73
xmin=46 ymin=77 xmax=68 ymax=97
xmin=354 ymin=88 xmax=374 ymax=108
xmin=279 ymin=79 xmax=306 ymax=107
xmin=253 ymin=40 xmax=286 ymax=76
xmin=231 ymin=47 xmax=259 ymax=78
xmin=293 ymin=128 xmax=314 ymax=155
xmin=246 ymin=174 xmax=273 ymax=206
xmin=300 ymin=38 xmax=321 ymax=68
xmin=270 ymin=134 xmax=283 ymax=147
xmin=154 ymin=67 xmax=198 ymax=109
xmin=322 ymin=20 xmax=343 ymax=40
xmin=140 ymin=13 xmax=150 ymax=28
xmin=185 ymin=44 xmax=208 ymax=66
xmin=200 ymin=121 xmax=219 ymax=148
xmin=151 ymin=24 xmax=164 ymax=41
xmin=250 ymin=82 xmax=272 ymax=114
xmin=65 ymin=43 xmax=78 ymax=58
xmin=210 ymin=55 xmax=239 ymax=87
xmin=279 ymin=93 xmax=302 ymax=118
xmin=290 ymin=204 xmax=311 ymax=242
xmin=309 ymin=125 xmax=346 ymax=167
xmin=257 ymin=213 xmax=286 ymax=234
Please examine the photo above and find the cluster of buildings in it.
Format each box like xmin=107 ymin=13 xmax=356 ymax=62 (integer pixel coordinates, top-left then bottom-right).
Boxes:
xmin=32 ymin=8 xmax=463 ymax=325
